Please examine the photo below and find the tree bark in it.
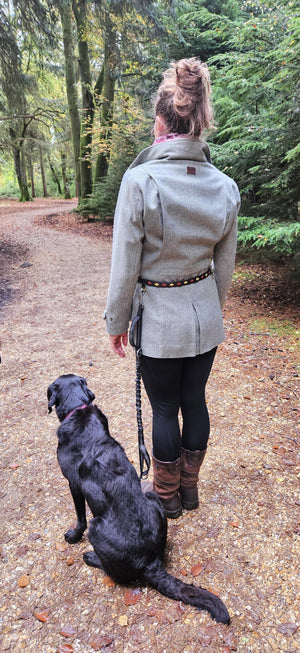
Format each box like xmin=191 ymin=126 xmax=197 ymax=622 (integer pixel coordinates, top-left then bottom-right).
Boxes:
xmin=72 ymin=0 xmax=94 ymax=199
xmin=48 ymin=155 xmax=62 ymax=195
xmin=61 ymin=151 xmax=71 ymax=198
xmin=39 ymin=146 xmax=48 ymax=197
xmin=9 ymin=125 xmax=31 ymax=202
xmin=57 ymin=0 xmax=81 ymax=197
xmin=94 ymin=12 xmax=116 ymax=183
xmin=28 ymin=154 xmax=36 ymax=198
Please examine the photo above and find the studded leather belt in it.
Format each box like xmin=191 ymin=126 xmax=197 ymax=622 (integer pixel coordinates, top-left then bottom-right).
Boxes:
xmin=138 ymin=267 xmax=212 ymax=288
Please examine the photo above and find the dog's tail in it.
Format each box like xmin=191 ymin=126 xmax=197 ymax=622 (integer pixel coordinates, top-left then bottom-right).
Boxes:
xmin=143 ymin=560 xmax=230 ymax=624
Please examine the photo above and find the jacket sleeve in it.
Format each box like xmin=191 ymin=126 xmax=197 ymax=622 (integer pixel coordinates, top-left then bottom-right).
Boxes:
xmin=213 ymin=180 xmax=240 ymax=309
xmin=104 ymin=170 xmax=144 ymax=335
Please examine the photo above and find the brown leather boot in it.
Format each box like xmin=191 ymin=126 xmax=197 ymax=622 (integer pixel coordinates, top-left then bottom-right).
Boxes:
xmin=180 ymin=447 xmax=207 ymax=510
xmin=152 ymin=455 xmax=182 ymax=519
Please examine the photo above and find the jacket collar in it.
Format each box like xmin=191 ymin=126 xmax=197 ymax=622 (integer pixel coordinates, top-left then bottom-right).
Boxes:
xmin=129 ymin=138 xmax=211 ymax=169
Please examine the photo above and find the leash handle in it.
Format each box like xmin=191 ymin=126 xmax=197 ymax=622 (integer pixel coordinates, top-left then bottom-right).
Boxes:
xmin=139 ymin=441 xmax=151 ymax=479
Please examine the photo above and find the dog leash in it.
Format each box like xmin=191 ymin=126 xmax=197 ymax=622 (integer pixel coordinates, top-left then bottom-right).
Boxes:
xmin=129 ymin=285 xmax=151 ymax=480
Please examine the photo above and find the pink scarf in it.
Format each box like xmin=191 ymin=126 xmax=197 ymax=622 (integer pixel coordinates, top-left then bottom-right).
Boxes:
xmin=153 ymin=133 xmax=190 ymax=145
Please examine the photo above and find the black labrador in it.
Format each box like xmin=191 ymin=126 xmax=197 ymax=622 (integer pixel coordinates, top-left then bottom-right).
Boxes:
xmin=47 ymin=373 xmax=230 ymax=624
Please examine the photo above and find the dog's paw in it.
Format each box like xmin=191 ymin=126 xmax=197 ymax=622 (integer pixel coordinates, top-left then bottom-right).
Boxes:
xmin=64 ymin=528 xmax=84 ymax=544
xmin=83 ymin=551 xmax=104 ymax=570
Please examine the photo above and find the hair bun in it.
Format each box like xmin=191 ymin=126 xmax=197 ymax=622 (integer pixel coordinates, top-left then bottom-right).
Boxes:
xmin=175 ymin=58 xmax=210 ymax=94
xmin=155 ymin=57 xmax=213 ymax=136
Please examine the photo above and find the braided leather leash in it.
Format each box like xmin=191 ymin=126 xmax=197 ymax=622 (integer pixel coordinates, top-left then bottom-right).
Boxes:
xmin=129 ymin=286 xmax=150 ymax=479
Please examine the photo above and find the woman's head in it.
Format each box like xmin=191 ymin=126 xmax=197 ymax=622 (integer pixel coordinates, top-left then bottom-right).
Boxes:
xmin=154 ymin=57 xmax=213 ymax=137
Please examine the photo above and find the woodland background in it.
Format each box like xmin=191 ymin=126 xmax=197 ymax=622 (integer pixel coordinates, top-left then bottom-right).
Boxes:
xmin=0 ymin=0 xmax=299 ymax=262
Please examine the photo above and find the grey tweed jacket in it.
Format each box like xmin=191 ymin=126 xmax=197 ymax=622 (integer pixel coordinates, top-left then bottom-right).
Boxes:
xmin=104 ymin=138 xmax=240 ymax=358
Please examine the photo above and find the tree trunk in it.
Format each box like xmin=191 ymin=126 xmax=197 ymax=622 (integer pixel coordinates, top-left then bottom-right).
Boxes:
xmin=61 ymin=151 xmax=71 ymax=199
xmin=39 ymin=147 xmax=48 ymax=197
xmin=9 ymin=126 xmax=31 ymax=202
xmin=57 ymin=0 xmax=81 ymax=197
xmin=72 ymin=0 xmax=94 ymax=199
xmin=28 ymin=154 xmax=36 ymax=198
xmin=48 ymin=155 xmax=62 ymax=195
xmin=94 ymin=12 xmax=116 ymax=183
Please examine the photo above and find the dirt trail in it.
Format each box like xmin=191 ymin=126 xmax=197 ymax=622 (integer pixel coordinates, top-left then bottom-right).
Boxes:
xmin=0 ymin=198 xmax=299 ymax=652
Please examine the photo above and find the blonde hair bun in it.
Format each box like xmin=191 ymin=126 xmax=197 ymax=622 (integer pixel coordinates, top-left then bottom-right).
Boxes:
xmin=155 ymin=57 xmax=213 ymax=137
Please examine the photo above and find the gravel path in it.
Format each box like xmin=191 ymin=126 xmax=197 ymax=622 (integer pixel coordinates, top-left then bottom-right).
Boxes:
xmin=0 ymin=198 xmax=299 ymax=652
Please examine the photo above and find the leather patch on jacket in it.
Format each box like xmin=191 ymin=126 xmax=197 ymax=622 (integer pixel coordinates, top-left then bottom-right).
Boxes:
xmin=187 ymin=166 xmax=196 ymax=175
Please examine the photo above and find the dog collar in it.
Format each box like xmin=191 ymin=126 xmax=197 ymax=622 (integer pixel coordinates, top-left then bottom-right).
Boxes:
xmin=64 ymin=404 xmax=89 ymax=421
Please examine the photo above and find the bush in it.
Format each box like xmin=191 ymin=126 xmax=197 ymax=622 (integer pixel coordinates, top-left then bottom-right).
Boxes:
xmin=238 ymin=215 xmax=300 ymax=260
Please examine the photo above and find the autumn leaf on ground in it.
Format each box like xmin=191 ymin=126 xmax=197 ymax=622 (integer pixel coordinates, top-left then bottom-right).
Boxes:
xmin=179 ymin=568 xmax=188 ymax=576
xmin=89 ymin=634 xmax=113 ymax=649
xmin=16 ymin=544 xmax=29 ymax=557
xmin=56 ymin=542 xmax=68 ymax=552
xmin=118 ymin=615 xmax=128 ymax=626
xmin=66 ymin=555 xmax=75 ymax=566
xmin=191 ymin=563 xmax=202 ymax=576
xmin=123 ymin=588 xmax=142 ymax=606
xmin=59 ymin=625 xmax=77 ymax=637
xmin=103 ymin=575 xmax=116 ymax=587
xmin=18 ymin=574 xmax=29 ymax=588
xmin=57 ymin=645 xmax=74 ymax=653
xmin=35 ymin=609 xmax=50 ymax=622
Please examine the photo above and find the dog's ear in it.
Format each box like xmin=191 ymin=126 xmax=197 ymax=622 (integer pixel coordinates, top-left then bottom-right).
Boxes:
xmin=47 ymin=383 xmax=57 ymax=413
xmin=79 ymin=376 xmax=95 ymax=404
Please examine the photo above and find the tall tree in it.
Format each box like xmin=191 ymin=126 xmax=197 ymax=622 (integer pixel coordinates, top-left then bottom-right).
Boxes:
xmin=56 ymin=0 xmax=81 ymax=197
xmin=0 ymin=0 xmax=57 ymax=200
xmin=94 ymin=9 xmax=116 ymax=183
xmin=72 ymin=0 xmax=94 ymax=198
xmin=200 ymin=0 xmax=300 ymax=256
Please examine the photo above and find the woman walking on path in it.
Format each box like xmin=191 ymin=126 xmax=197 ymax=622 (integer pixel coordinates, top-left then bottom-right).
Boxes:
xmin=104 ymin=57 xmax=240 ymax=518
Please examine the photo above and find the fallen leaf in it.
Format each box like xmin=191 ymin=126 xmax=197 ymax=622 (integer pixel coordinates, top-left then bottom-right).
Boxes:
xmin=59 ymin=625 xmax=77 ymax=637
xmin=223 ymin=630 xmax=238 ymax=649
xmin=29 ymin=533 xmax=41 ymax=541
xmin=179 ymin=568 xmax=188 ymax=576
xmin=89 ymin=634 xmax=113 ymax=649
xmin=56 ymin=542 xmax=68 ymax=552
xmin=57 ymin=645 xmax=74 ymax=653
xmin=123 ymin=588 xmax=142 ymax=606
xmin=191 ymin=563 xmax=202 ymax=577
xmin=118 ymin=615 xmax=128 ymax=626
xmin=66 ymin=556 xmax=75 ymax=566
xmin=103 ymin=576 xmax=116 ymax=587
xmin=16 ymin=545 xmax=29 ymax=557
xmin=18 ymin=575 xmax=29 ymax=588
xmin=230 ymin=521 xmax=239 ymax=528
xmin=35 ymin=609 xmax=50 ymax=622
xmin=9 ymin=463 xmax=19 ymax=469
xmin=277 ymin=622 xmax=298 ymax=636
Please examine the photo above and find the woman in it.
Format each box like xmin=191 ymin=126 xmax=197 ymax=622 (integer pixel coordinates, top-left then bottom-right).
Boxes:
xmin=104 ymin=58 xmax=240 ymax=518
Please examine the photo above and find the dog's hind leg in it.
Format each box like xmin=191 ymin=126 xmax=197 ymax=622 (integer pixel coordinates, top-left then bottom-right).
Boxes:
xmin=83 ymin=550 xmax=104 ymax=570
xmin=65 ymin=485 xmax=87 ymax=544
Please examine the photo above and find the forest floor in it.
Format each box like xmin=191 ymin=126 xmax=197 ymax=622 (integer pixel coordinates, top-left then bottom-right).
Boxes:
xmin=0 ymin=197 xmax=299 ymax=653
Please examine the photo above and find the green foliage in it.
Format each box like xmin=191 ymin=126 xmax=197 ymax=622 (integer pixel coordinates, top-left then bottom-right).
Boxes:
xmin=207 ymin=0 xmax=299 ymax=223
xmin=237 ymin=215 xmax=300 ymax=259
xmin=0 ymin=0 xmax=299 ymax=260
xmin=79 ymin=93 xmax=151 ymax=217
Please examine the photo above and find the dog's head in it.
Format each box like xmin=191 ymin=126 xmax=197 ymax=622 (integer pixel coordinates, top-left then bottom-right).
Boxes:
xmin=47 ymin=374 xmax=95 ymax=422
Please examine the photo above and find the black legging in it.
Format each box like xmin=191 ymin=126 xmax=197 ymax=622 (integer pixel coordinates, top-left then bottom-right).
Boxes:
xmin=141 ymin=348 xmax=217 ymax=462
